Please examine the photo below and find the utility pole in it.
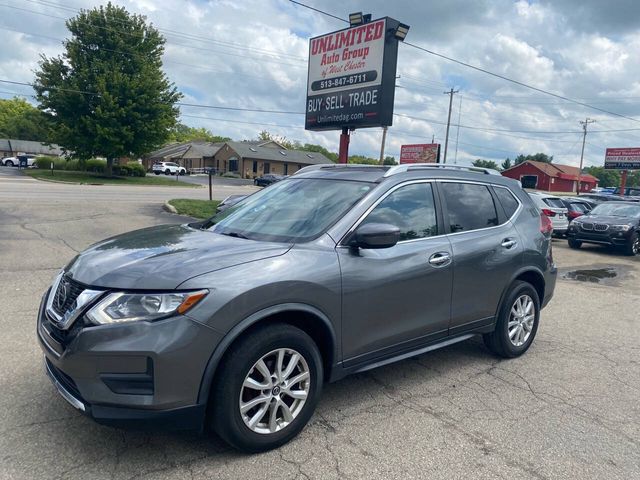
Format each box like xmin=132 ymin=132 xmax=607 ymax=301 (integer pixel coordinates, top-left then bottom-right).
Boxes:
xmin=577 ymin=118 xmax=595 ymax=195
xmin=442 ymin=88 xmax=459 ymax=163
xmin=378 ymin=126 xmax=388 ymax=164
xmin=453 ymin=94 xmax=462 ymax=164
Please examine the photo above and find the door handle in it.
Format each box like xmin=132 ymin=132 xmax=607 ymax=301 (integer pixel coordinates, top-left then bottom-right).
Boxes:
xmin=501 ymin=238 xmax=517 ymax=249
xmin=428 ymin=252 xmax=451 ymax=267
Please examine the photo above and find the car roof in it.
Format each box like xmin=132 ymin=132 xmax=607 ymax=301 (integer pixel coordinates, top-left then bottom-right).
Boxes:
xmin=293 ymin=163 xmax=519 ymax=187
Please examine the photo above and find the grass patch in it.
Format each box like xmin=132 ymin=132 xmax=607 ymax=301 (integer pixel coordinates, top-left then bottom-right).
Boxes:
xmin=25 ymin=169 xmax=199 ymax=187
xmin=168 ymin=199 xmax=220 ymax=219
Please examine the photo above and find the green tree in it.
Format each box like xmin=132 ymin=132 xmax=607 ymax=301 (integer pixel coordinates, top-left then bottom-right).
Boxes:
xmin=584 ymin=166 xmax=620 ymax=188
xmin=167 ymin=123 xmax=230 ymax=143
xmin=0 ymin=97 xmax=52 ymax=141
xmin=348 ymin=154 xmax=379 ymax=165
xmin=472 ymin=159 xmax=499 ymax=170
xmin=383 ymin=155 xmax=397 ymax=165
xmin=301 ymin=143 xmax=339 ymax=162
xmin=501 ymin=157 xmax=512 ymax=170
xmin=33 ymin=3 xmax=181 ymax=175
xmin=514 ymin=153 xmax=553 ymax=165
xmin=257 ymin=130 xmax=299 ymax=149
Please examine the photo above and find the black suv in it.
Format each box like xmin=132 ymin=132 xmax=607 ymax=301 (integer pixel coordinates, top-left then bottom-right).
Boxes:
xmin=567 ymin=202 xmax=640 ymax=255
xmin=38 ymin=164 xmax=557 ymax=452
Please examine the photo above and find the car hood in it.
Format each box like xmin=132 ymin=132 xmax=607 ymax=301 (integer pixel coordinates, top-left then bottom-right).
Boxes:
xmin=66 ymin=224 xmax=291 ymax=289
xmin=578 ymin=215 xmax=634 ymax=225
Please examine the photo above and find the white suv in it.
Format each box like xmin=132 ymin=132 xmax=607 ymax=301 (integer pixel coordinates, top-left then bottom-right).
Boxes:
xmin=2 ymin=156 xmax=36 ymax=167
xmin=152 ymin=161 xmax=186 ymax=175
xmin=528 ymin=191 xmax=569 ymax=236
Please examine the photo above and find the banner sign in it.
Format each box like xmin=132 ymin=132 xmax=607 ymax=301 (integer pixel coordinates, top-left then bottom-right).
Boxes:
xmin=399 ymin=144 xmax=440 ymax=164
xmin=305 ymin=18 xmax=401 ymax=131
xmin=605 ymin=147 xmax=640 ymax=170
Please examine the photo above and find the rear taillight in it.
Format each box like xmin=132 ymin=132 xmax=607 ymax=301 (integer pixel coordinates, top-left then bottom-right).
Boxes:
xmin=541 ymin=208 xmax=556 ymax=217
xmin=540 ymin=214 xmax=553 ymax=235
xmin=568 ymin=210 xmax=582 ymax=219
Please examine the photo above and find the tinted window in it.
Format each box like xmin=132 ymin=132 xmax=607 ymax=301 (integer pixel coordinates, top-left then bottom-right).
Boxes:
xmin=493 ymin=187 xmax=519 ymax=218
xmin=362 ymin=183 xmax=437 ymax=241
xmin=542 ymin=197 xmax=564 ymax=208
xmin=569 ymin=202 xmax=589 ymax=213
xmin=441 ymin=183 xmax=498 ymax=232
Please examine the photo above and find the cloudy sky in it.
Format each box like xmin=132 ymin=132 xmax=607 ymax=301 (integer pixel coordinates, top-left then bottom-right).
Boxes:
xmin=1 ymin=0 xmax=639 ymax=167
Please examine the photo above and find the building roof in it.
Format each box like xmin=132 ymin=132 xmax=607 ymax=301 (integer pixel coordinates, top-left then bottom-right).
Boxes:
xmin=0 ymin=138 xmax=63 ymax=156
xmin=225 ymin=141 xmax=332 ymax=165
xmin=147 ymin=141 xmax=223 ymax=160
xmin=503 ymin=160 xmax=598 ymax=182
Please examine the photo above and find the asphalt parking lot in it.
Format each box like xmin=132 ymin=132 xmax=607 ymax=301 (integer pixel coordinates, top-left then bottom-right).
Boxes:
xmin=1 ymin=171 xmax=638 ymax=479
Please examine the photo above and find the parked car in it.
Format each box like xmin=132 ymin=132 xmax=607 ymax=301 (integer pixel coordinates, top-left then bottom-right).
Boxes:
xmin=152 ymin=161 xmax=186 ymax=175
xmin=612 ymin=187 xmax=640 ymax=201
xmin=38 ymin=164 xmax=556 ymax=452
xmin=559 ymin=197 xmax=594 ymax=222
xmin=567 ymin=202 xmax=640 ymax=255
xmin=254 ymin=174 xmax=286 ymax=187
xmin=1 ymin=155 xmax=35 ymax=167
xmin=216 ymin=194 xmax=248 ymax=213
xmin=527 ymin=191 xmax=569 ymax=236
xmin=590 ymin=187 xmax=615 ymax=195
xmin=580 ymin=193 xmax=635 ymax=203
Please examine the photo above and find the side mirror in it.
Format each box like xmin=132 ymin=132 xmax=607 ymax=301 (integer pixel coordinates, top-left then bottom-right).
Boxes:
xmin=350 ymin=223 xmax=401 ymax=249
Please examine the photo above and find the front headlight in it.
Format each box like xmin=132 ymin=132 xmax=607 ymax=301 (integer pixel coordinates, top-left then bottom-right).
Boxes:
xmin=86 ymin=290 xmax=208 ymax=325
xmin=611 ymin=224 xmax=631 ymax=231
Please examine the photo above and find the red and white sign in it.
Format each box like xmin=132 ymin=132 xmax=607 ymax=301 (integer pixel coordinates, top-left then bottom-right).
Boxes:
xmin=399 ymin=144 xmax=440 ymax=164
xmin=605 ymin=147 xmax=640 ymax=170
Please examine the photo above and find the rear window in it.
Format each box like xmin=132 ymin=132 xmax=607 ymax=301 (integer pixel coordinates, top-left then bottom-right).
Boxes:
xmin=569 ymin=202 xmax=589 ymax=213
xmin=542 ymin=198 xmax=564 ymax=208
xmin=493 ymin=187 xmax=520 ymax=218
xmin=441 ymin=182 xmax=499 ymax=233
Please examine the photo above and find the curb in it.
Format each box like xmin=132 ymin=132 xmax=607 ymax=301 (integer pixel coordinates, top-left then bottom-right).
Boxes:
xmin=163 ymin=201 xmax=178 ymax=214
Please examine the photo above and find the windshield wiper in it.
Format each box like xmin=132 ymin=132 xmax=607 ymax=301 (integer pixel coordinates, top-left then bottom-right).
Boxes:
xmin=220 ymin=230 xmax=249 ymax=239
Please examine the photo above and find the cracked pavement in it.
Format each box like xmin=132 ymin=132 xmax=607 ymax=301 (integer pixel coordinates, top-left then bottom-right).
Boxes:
xmin=1 ymin=167 xmax=639 ymax=479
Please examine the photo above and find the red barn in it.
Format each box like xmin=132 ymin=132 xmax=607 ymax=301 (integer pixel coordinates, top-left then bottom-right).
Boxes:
xmin=501 ymin=160 xmax=598 ymax=193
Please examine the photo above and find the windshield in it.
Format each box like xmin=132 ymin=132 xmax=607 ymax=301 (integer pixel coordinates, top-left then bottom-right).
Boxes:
xmin=589 ymin=203 xmax=640 ymax=218
xmin=203 ymin=178 xmax=374 ymax=242
xmin=542 ymin=197 xmax=564 ymax=208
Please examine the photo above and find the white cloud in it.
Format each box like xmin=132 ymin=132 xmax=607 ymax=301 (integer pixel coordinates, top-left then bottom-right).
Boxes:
xmin=0 ymin=0 xmax=639 ymax=167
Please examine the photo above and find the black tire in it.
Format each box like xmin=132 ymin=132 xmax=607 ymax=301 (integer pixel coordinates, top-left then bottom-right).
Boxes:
xmin=483 ymin=281 xmax=540 ymax=358
xmin=154 ymin=172 xmax=160 ymax=175
xmin=164 ymin=169 xmax=171 ymax=175
xmin=5 ymin=160 xmax=14 ymax=167
xmin=623 ymin=232 xmax=639 ymax=256
xmin=568 ymin=238 xmax=582 ymax=249
xmin=179 ymin=170 xmax=185 ymax=176
xmin=210 ymin=324 xmax=323 ymax=452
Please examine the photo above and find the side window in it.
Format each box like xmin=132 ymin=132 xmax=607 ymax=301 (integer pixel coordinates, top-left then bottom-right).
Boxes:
xmin=493 ymin=187 xmax=520 ymax=219
xmin=361 ymin=183 xmax=438 ymax=241
xmin=441 ymin=182 xmax=498 ymax=233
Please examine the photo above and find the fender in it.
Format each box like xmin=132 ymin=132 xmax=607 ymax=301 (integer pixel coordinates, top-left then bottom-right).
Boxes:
xmin=196 ymin=303 xmax=338 ymax=405
xmin=494 ymin=266 xmax=546 ymax=319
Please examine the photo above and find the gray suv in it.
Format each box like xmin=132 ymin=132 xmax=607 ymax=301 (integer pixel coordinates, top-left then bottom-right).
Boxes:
xmin=38 ymin=164 xmax=557 ymax=452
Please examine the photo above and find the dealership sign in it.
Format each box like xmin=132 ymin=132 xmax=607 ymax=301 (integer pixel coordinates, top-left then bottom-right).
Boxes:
xmin=399 ymin=144 xmax=440 ymax=164
xmin=305 ymin=18 xmax=402 ymax=131
xmin=605 ymin=148 xmax=640 ymax=169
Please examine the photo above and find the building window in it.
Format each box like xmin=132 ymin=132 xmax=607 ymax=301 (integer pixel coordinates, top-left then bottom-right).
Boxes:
xmin=229 ymin=158 xmax=238 ymax=172
xmin=252 ymin=161 xmax=257 ymax=173
xmin=264 ymin=162 xmax=271 ymax=174
xmin=284 ymin=164 xmax=288 ymax=175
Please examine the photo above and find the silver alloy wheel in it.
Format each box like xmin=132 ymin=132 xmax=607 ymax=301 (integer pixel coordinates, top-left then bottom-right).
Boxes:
xmin=633 ymin=236 xmax=639 ymax=254
xmin=508 ymin=294 xmax=535 ymax=347
xmin=239 ymin=348 xmax=310 ymax=435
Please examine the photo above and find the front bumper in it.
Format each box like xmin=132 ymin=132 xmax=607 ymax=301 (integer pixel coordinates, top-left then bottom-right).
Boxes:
xmin=37 ymin=291 xmax=222 ymax=430
xmin=567 ymin=227 xmax=632 ymax=247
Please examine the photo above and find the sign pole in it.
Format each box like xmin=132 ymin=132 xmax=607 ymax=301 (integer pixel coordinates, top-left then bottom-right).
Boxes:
xmin=378 ymin=126 xmax=388 ymax=165
xmin=620 ymin=169 xmax=628 ymax=196
xmin=338 ymin=127 xmax=350 ymax=164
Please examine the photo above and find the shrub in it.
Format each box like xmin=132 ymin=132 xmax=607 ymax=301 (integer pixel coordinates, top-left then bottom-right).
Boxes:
xmin=112 ymin=164 xmax=129 ymax=176
xmin=64 ymin=159 xmax=80 ymax=171
xmin=125 ymin=161 xmax=146 ymax=177
xmin=35 ymin=156 xmax=64 ymax=170
xmin=85 ymin=158 xmax=106 ymax=173
xmin=222 ymin=172 xmax=240 ymax=178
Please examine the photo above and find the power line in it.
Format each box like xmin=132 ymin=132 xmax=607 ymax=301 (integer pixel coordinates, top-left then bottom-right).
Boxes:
xmin=177 ymin=102 xmax=303 ymax=115
xmin=287 ymin=0 xmax=640 ymax=125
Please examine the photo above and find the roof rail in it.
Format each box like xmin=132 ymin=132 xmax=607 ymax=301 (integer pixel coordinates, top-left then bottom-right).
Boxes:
xmin=293 ymin=164 xmax=386 ymax=176
xmin=383 ymin=163 xmax=501 ymax=177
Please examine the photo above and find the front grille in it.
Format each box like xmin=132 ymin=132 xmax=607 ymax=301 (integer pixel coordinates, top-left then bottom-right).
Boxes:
xmin=594 ymin=224 xmax=609 ymax=232
xmin=51 ymin=275 xmax=85 ymax=317
xmin=581 ymin=222 xmax=594 ymax=231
